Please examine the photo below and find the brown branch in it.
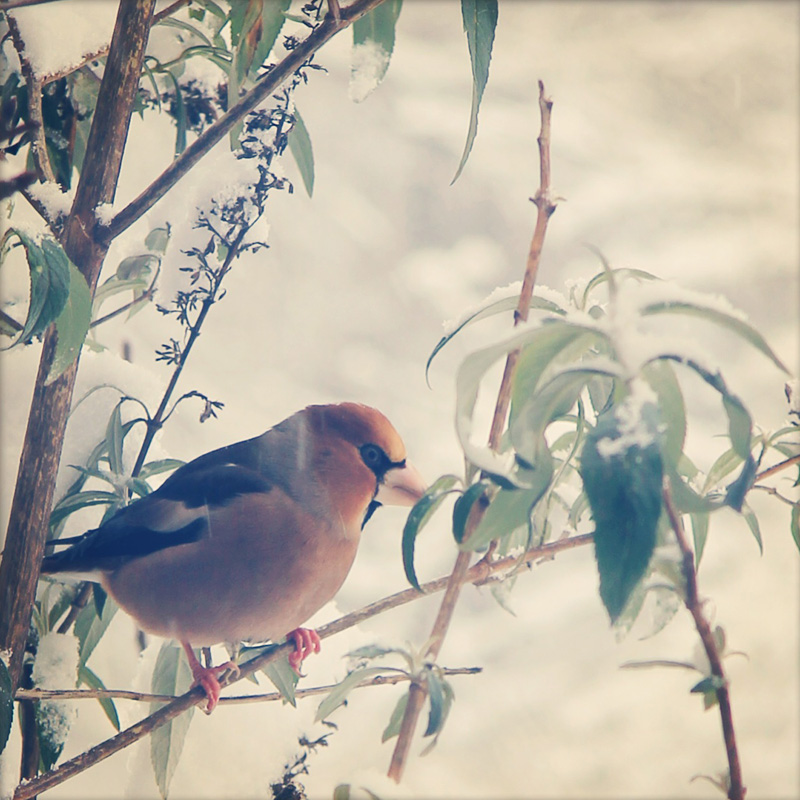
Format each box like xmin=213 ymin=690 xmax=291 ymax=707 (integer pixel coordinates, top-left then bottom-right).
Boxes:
xmin=12 ymin=532 xmax=591 ymax=800
xmin=387 ymin=80 xmax=558 ymax=784
xmin=102 ymin=0 xmax=388 ymax=243
xmin=16 ymin=667 xmax=482 ymax=705
xmin=755 ymin=453 xmax=800 ymax=482
xmin=6 ymin=14 xmax=56 ymax=183
xmin=663 ymin=483 xmax=746 ymax=800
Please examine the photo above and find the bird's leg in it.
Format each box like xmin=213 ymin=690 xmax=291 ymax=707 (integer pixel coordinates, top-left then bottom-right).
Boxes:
xmin=286 ymin=627 xmax=321 ymax=674
xmin=181 ymin=641 xmax=239 ymax=713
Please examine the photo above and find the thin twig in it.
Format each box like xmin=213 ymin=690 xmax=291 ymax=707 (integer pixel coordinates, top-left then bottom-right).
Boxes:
xmin=387 ymin=80 xmax=558 ymax=784
xmin=754 ymin=453 xmax=800 ymax=482
xmin=16 ymin=667 xmax=482 ymax=705
xmin=663 ymin=482 xmax=746 ymax=800
xmin=89 ymin=266 xmax=160 ymax=329
xmin=12 ymin=532 xmax=591 ymax=800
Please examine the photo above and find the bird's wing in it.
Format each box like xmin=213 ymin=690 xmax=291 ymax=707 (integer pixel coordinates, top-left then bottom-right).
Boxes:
xmin=42 ymin=458 xmax=273 ymax=578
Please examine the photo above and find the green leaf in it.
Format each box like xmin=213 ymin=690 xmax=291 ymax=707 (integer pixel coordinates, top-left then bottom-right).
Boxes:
xmin=463 ymin=476 xmax=551 ymax=553
xmin=642 ymin=301 xmax=788 ymax=373
xmin=145 ymin=225 xmax=171 ymax=254
xmin=426 ymin=294 xmax=566 ymax=384
xmin=0 ymin=659 xmax=12 ymax=757
xmin=703 ymin=447 xmax=743 ymax=493
xmin=74 ymin=594 xmax=119 ymax=669
xmin=137 ymin=458 xmax=185 ymax=480
xmin=451 ymin=481 xmax=488 ymax=543
xmin=381 ymin=690 xmax=409 ymax=742
xmin=350 ymin=0 xmax=403 ymax=101
xmin=36 ymin=698 xmax=72 ymax=770
xmin=791 ymin=504 xmax=800 ymax=551
xmin=315 ymin=666 xmax=390 ymax=722
xmin=105 ymin=401 xmax=125 ymax=476
xmin=79 ymin=664 xmax=120 ymax=731
xmin=740 ymin=503 xmax=763 ymax=554
xmin=46 ymin=262 xmax=91 ymax=384
xmin=722 ymin=394 xmax=752 ymax=459
xmin=642 ymin=360 xmax=685 ymax=468
xmin=402 ymin=475 xmax=461 ymax=590
xmin=249 ymin=0 xmax=290 ymax=79
xmin=581 ymin=267 xmax=659 ymax=309
xmin=690 ymin=511 xmax=710 ymax=566
xmin=261 ymin=656 xmax=298 ymax=706
xmin=724 ymin=454 xmax=757 ymax=513
xmin=452 ymin=0 xmax=497 ymax=182
xmin=151 ymin=643 xmax=196 ymax=800
xmin=49 ymin=490 xmax=121 ymax=529
xmin=287 ymin=107 xmax=314 ymax=197
xmin=7 ymin=231 xmax=70 ymax=346
xmin=424 ymin=670 xmax=445 ymax=736
xmin=581 ymin=398 xmax=663 ymax=622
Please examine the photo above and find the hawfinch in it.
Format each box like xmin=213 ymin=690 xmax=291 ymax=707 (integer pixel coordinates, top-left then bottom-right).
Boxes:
xmin=42 ymin=403 xmax=426 ymax=710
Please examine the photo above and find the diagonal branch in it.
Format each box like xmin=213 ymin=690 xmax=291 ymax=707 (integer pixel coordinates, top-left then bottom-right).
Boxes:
xmin=663 ymin=483 xmax=745 ymax=800
xmin=102 ymin=0 xmax=388 ymax=243
xmin=12 ymin=531 xmax=591 ymax=800
xmin=387 ymin=81 xmax=558 ymax=783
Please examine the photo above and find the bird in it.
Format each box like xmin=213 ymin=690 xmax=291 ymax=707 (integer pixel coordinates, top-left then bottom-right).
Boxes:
xmin=41 ymin=402 xmax=426 ymax=711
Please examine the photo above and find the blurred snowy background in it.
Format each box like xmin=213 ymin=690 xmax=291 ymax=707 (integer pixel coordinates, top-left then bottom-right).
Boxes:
xmin=1 ymin=1 xmax=798 ymax=798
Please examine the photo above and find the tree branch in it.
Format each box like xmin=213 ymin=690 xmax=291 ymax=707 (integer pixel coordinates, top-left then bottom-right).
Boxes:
xmin=12 ymin=532 xmax=591 ymax=800
xmin=387 ymin=80 xmax=558 ymax=784
xmin=663 ymin=483 xmax=746 ymax=800
xmin=101 ymin=0 xmax=388 ymax=243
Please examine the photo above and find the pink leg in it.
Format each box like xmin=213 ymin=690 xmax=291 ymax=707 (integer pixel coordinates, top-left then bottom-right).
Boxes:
xmin=181 ymin=642 xmax=238 ymax=713
xmin=286 ymin=627 xmax=321 ymax=673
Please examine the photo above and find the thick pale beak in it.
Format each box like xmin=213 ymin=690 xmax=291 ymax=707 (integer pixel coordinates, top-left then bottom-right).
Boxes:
xmin=376 ymin=461 xmax=427 ymax=507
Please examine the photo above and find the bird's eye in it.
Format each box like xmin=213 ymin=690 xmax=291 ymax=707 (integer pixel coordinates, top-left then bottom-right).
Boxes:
xmin=360 ymin=444 xmax=385 ymax=470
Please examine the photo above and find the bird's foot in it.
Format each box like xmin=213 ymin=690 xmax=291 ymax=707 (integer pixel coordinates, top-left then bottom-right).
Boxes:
xmin=182 ymin=642 xmax=238 ymax=713
xmin=287 ymin=627 xmax=321 ymax=674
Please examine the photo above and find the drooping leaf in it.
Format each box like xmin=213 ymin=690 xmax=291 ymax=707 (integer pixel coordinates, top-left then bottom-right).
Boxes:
xmin=74 ymin=594 xmax=119 ymax=669
xmin=426 ymin=294 xmax=565 ymax=384
xmin=350 ymin=0 xmax=402 ymax=101
xmin=145 ymin=225 xmax=171 ymax=254
xmin=642 ymin=360 xmax=686 ymax=468
xmin=581 ymin=397 xmax=664 ymax=622
xmin=402 ymin=475 xmax=461 ymax=590
xmin=105 ymin=401 xmax=125 ymax=477
xmin=137 ymin=458 xmax=185 ymax=480
xmin=581 ymin=267 xmax=659 ymax=309
xmin=79 ymin=664 xmax=120 ymax=731
xmin=48 ymin=490 xmax=121 ymax=530
xmin=643 ymin=300 xmax=788 ymax=373
xmin=739 ymin=503 xmax=763 ymax=554
xmin=690 ymin=511 xmax=710 ymax=566
xmin=791 ymin=504 xmax=800 ymax=551
xmin=150 ymin=642 xmax=196 ymax=800
xmin=46 ymin=261 xmax=91 ymax=384
xmin=451 ymin=480 xmax=489 ymax=543
xmin=452 ymin=0 xmax=498 ymax=182
xmin=287 ymin=107 xmax=314 ymax=196
xmin=315 ymin=666 xmax=391 ymax=722
xmin=261 ymin=655 xmax=298 ymax=706
xmin=0 ymin=660 xmax=12 ymax=757
xmin=724 ymin=453 xmax=757 ymax=513
xmin=249 ymin=0 xmax=290 ymax=80
xmin=381 ymin=689 xmax=409 ymax=742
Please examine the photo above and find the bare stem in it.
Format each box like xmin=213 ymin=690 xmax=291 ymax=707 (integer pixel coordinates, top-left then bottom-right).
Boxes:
xmin=663 ymin=483 xmax=746 ymax=800
xmin=755 ymin=453 xmax=800 ymax=482
xmin=12 ymin=532 xmax=591 ymax=800
xmin=387 ymin=80 xmax=558 ymax=783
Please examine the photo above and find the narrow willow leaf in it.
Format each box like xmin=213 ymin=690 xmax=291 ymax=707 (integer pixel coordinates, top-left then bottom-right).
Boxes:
xmin=75 ymin=594 xmax=119 ymax=669
xmin=46 ymin=262 xmax=92 ymax=384
xmin=424 ymin=670 xmax=445 ymax=737
xmin=703 ymin=447 xmax=743 ymax=493
xmin=451 ymin=481 xmax=488 ymax=543
xmin=452 ymin=0 xmax=498 ymax=182
xmin=724 ymin=454 xmax=757 ymax=513
xmin=105 ymin=402 xmax=125 ymax=476
xmin=643 ymin=301 xmax=788 ymax=373
xmin=581 ymin=399 xmax=663 ymax=622
xmin=151 ymin=643 xmax=196 ymax=799
xmin=402 ymin=475 xmax=461 ymax=590
xmin=740 ymin=503 xmax=763 ymax=554
xmin=381 ymin=690 xmax=409 ymax=742
xmin=722 ymin=394 xmax=753 ymax=459
xmin=79 ymin=664 xmax=120 ymax=731
xmin=0 ymin=660 xmax=12 ymax=756
xmin=261 ymin=656 xmax=298 ymax=706
xmin=249 ymin=0 xmax=290 ymax=80
xmin=287 ymin=107 xmax=314 ymax=196
xmin=426 ymin=294 xmax=565 ymax=384
xmin=315 ymin=666 xmax=390 ymax=722
xmin=581 ymin=267 xmax=659 ymax=309
xmin=791 ymin=504 xmax=800 ymax=551
xmin=350 ymin=0 xmax=402 ymax=101
xmin=48 ymin=490 xmax=120 ymax=529
xmin=145 ymin=225 xmax=171 ymax=254
xmin=690 ymin=512 xmax=710 ymax=566
xmin=7 ymin=231 xmax=70 ymax=346
xmin=642 ymin=360 xmax=686 ymax=468
xmin=137 ymin=458 xmax=185 ymax=480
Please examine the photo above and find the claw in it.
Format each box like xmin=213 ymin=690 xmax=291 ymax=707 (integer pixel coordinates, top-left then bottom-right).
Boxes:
xmin=182 ymin=642 xmax=237 ymax=713
xmin=286 ymin=627 xmax=321 ymax=674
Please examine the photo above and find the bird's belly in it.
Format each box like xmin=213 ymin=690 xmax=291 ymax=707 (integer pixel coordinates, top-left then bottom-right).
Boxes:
xmin=105 ymin=524 xmax=359 ymax=646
